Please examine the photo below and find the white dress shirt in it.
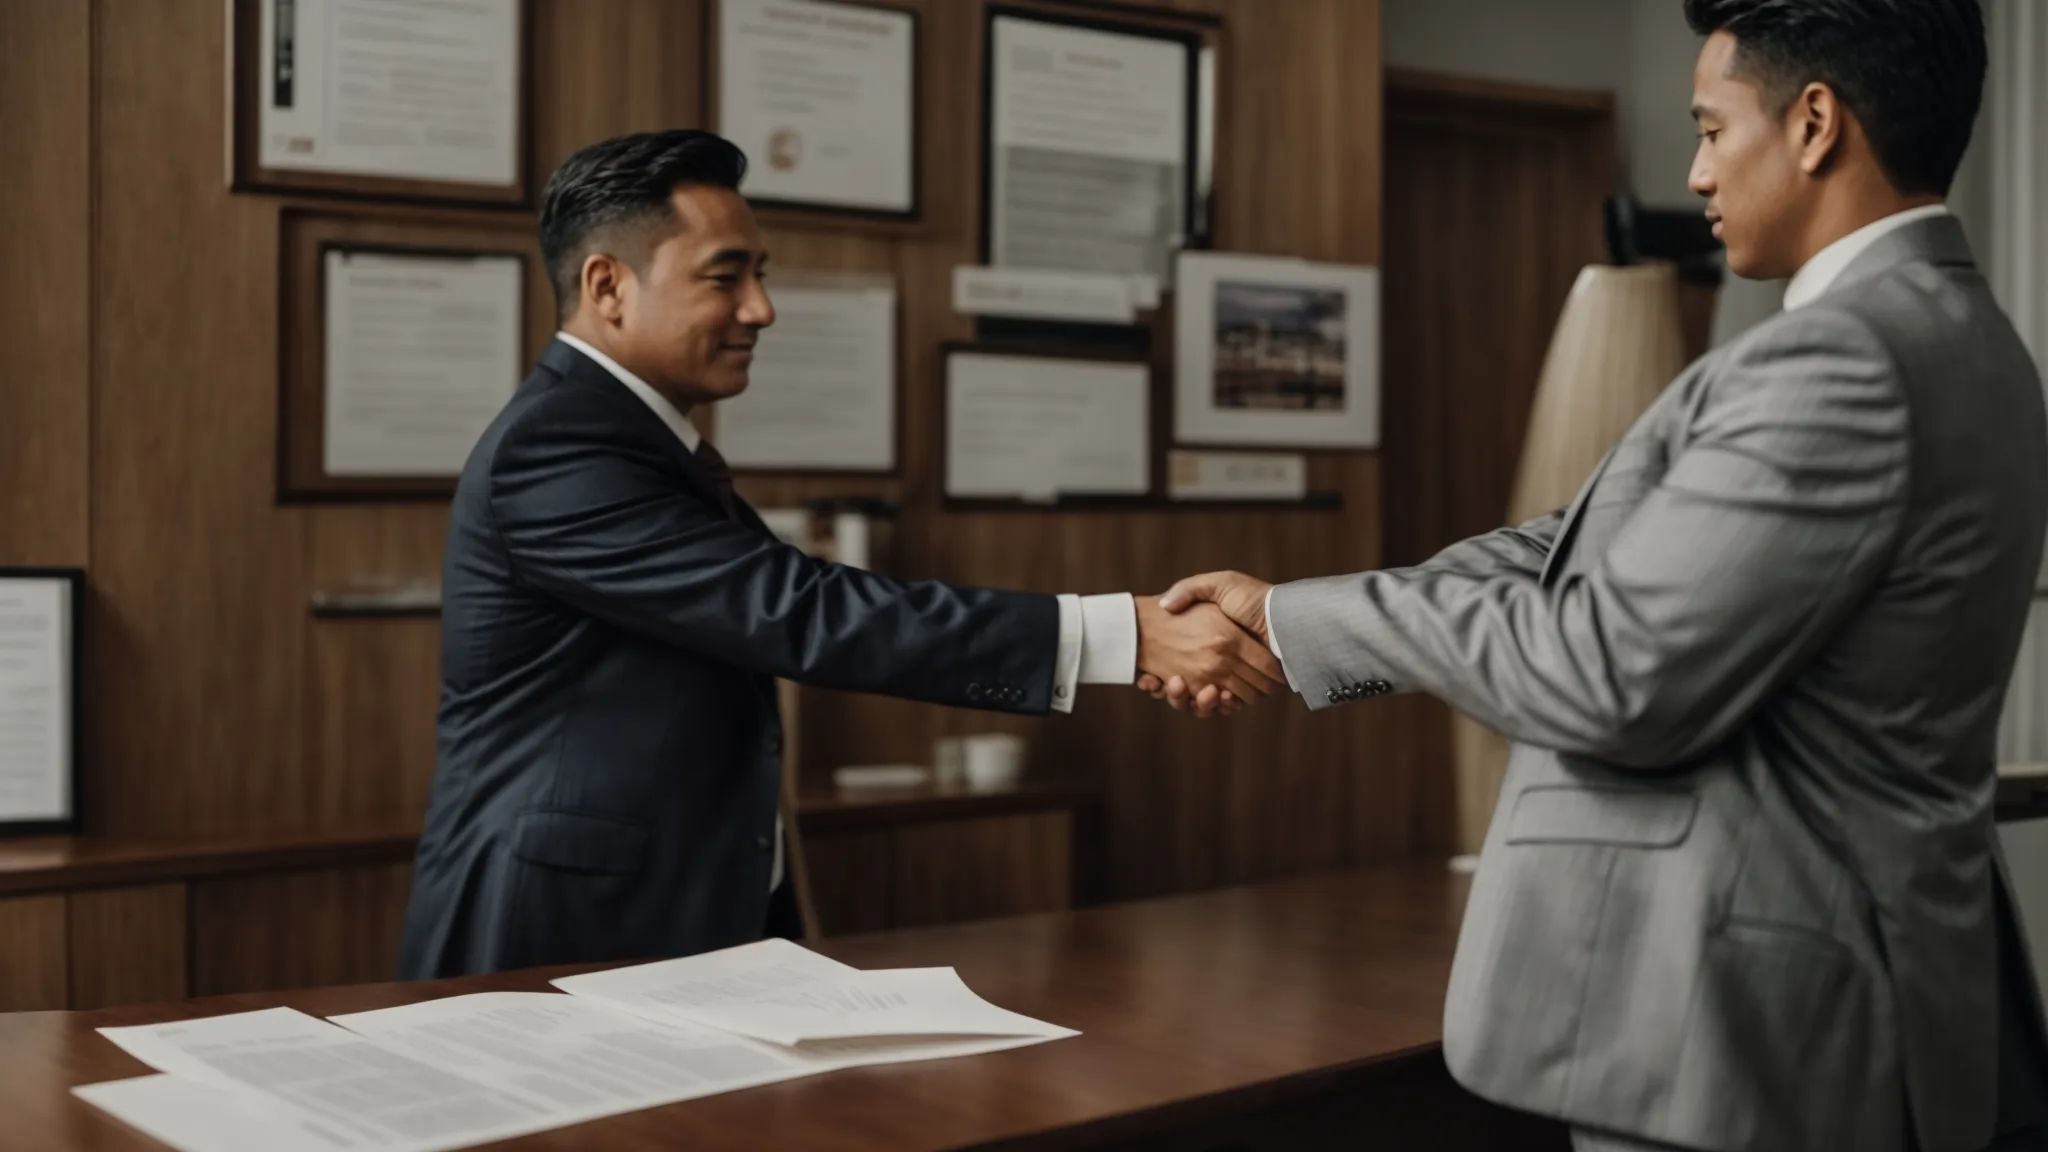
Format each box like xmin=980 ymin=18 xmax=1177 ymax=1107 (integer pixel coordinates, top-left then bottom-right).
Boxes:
xmin=1261 ymin=202 xmax=1950 ymax=693
xmin=553 ymin=332 xmax=1138 ymax=887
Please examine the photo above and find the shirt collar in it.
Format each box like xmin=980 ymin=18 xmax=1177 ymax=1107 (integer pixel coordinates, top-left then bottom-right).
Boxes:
xmin=554 ymin=330 xmax=702 ymax=453
xmin=1781 ymin=203 xmax=1950 ymax=310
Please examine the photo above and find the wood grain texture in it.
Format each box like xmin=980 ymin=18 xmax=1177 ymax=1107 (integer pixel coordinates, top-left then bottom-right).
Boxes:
xmin=1379 ymin=72 xmax=1617 ymax=854
xmin=89 ymin=0 xmax=310 ymax=837
xmin=0 ymin=0 xmax=91 ymax=567
xmin=0 ymin=866 xmax=1569 ymax=1151
xmin=189 ymin=864 xmax=412 ymax=996
xmin=66 ymin=883 xmax=187 ymax=1010
xmin=890 ymin=811 xmax=1071 ymax=928
xmin=803 ymin=828 xmax=894 ymax=936
xmin=0 ymin=895 xmax=68 ymax=1011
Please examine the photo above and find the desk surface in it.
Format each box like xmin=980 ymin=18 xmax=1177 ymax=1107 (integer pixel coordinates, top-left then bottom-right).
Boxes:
xmin=0 ymin=863 xmax=1490 ymax=1151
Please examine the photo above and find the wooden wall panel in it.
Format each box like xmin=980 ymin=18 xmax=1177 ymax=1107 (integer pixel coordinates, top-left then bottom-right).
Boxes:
xmin=0 ymin=896 xmax=68 ymax=1012
xmin=0 ymin=0 xmax=91 ymax=567
xmin=60 ymin=0 xmax=1417 ymax=913
xmin=89 ymin=0 xmax=309 ymax=836
xmin=804 ymin=829 xmax=895 ymax=937
xmin=67 ymin=884 xmax=188 ymax=1010
xmin=892 ymin=813 xmax=1071 ymax=929
xmin=190 ymin=864 xmax=413 ymax=996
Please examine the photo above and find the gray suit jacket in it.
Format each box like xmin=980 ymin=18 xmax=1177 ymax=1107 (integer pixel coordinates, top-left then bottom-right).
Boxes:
xmin=1271 ymin=217 xmax=2048 ymax=1152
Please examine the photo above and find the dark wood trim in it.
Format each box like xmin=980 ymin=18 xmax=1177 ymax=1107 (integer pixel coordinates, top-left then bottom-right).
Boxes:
xmin=0 ymin=825 xmax=419 ymax=897
xmin=796 ymin=777 xmax=1098 ymax=833
xmin=1383 ymin=66 xmax=1617 ymax=118
xmin=0 ymin=782 xmax=1106 ymax=895
xmin=227 ymin=0 xmax=535 ymax=208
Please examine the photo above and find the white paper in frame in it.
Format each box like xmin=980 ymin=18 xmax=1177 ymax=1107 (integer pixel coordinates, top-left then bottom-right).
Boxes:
xmin=1173 ymin=252 xmax=1380 ymax=449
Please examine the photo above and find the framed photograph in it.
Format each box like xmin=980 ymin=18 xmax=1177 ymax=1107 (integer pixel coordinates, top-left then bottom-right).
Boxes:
xmin=229 ymin=0 xmax=531 ymax=207
xmin=707 ymin=0 xmax=920 ymax=220
xmin=278 ymin=208 xmax=548 ymax=501
xmin=1173 ymin=252 xmax=1380 ymax=449
xmin=981 ymin=5 xmax=1214 ymax=284
xmin=941 ymin=345 xmax=1154 ymax=507
xmin=0 ymin=568 xmax=83 ymax=837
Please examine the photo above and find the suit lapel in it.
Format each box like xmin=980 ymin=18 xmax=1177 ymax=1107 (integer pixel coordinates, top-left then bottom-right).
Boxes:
xmin=1538 ymin=443 xmax=1621 ymax=587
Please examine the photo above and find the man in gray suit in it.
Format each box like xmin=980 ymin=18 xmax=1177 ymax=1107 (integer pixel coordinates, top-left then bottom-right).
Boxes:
xmin=1147 ymin=1 xmax=2048 ymax=1148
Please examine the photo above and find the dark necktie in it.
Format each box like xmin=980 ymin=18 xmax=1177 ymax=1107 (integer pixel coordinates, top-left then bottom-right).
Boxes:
xmin=693 ymin=439 xmax=740 ymax=521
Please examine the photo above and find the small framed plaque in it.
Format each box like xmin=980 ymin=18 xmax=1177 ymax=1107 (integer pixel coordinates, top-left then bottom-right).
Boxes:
xmin=0 ymin=568 xmax=83 ymax=836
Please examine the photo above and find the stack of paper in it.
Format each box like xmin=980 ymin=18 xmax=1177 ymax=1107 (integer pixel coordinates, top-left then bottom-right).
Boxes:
xmin=73 ymin=939 xmax=1077 ymax=1152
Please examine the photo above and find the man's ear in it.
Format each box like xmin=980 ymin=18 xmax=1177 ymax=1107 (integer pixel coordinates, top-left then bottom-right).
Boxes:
xmin=1791 ymin=80 xmax=1844 ymax=176
xmin=581 ymin=252 xmax=629 ymax=323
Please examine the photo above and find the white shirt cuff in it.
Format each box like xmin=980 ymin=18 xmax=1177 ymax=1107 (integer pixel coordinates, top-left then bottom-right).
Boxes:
xmin=1052 ymin=592 xmax=1137 ymax=713
xmin=1266 ymin=586 xmax=1298 ymax=693
xmin=1052 ymin=594 xmax=1084 ymax=714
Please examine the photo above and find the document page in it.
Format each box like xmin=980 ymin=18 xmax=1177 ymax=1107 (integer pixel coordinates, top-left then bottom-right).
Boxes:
xmin=96 ymin=1007 xmax=565 ymax=1150
xmin=328 ymin=992 xmax=803 ymax=1116
xmin=677 ymin=967 xmax=1076 ymax=1046
xmin=547 ymin=936 xmax=857 ymax=1021
xmin=75 ymin=1074 xmax=397 ymax=1152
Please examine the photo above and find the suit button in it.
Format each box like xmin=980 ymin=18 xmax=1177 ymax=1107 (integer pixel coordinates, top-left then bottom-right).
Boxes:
xmin=1007 ymin=687 xmax=1024 ymax=704
xmin=755 ymin=835 xmax=771 ymax=851
xmin=967 ymin=683 xmax=985 ymax=702
xmin=1326 ymin=687 xmax=1340 ymax=703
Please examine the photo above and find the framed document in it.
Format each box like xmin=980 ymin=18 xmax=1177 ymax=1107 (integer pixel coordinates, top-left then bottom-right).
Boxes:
xmin=1174 ymin=251 xmax=1380 ymax=449
xmin=0 ymin=569 xmax=82 ymax=836
xmin=229 ymin=0 xmax=530 ymax=206
xmin=714 ymin=274 xmax=899 ymax=473
xmin=709 ymin=0 xmax=919 ymax=219
xmin=982 ymin=6 xmax=1208 ymax=283
xmin=943 ymin=346 xmax=1153 ymax=506
xmin=278 ymin=208 xmax=545 ymax=501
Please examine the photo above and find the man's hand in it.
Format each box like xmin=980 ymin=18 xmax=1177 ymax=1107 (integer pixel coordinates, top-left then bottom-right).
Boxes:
xmin=1134 ymin=597 xmax=1284 ymax=718
xmin=1137 ymin=571 xmax=1279 ymax=716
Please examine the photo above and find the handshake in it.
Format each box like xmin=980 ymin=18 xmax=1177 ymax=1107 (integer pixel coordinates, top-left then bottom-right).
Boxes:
xmin=1132 ymin=570 xmax=1279 ymax=719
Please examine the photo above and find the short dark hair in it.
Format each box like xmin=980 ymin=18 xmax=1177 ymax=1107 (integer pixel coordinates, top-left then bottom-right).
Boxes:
xmin=1683 ymin=0 xmax=1986 ymax=196
xmin=538 ymin=130 xmax=748 ymax=323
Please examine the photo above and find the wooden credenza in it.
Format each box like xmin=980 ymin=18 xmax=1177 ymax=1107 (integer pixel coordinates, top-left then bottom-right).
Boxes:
xmin=0 ymin=779 xmax=1097 ymax=1013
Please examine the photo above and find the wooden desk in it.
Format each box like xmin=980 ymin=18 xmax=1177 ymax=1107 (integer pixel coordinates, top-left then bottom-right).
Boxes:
xmin=0 ymin=863 xmax=1567 ymax=1151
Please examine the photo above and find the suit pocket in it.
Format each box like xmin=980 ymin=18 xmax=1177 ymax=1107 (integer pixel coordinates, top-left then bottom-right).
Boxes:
xmin=509 ymin=809 xmax=650 ymax=875
xmin=1505 ymin=784 xmax=1697 ymax=848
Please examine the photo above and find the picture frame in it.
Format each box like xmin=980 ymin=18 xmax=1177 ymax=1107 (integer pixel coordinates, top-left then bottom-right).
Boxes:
xmin=940 ymin=343 xmax=1158 ymax=510
xmin=228 ymin=0 xmax=533 ymax=208
xmin=0 ymin=567 xmax=84 ymax=837
xmin=705 ymin=0 xmax=923 ymax=223
xmin=979 ymin=3 xmax=1218 ymax=283
xmin=277 ymin=207 xmax=548 ymax=502
xmin=1173 ymin=251 xmax=1381 ymax=450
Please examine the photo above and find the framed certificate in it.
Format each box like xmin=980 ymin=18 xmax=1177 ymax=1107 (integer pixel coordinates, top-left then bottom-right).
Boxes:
xmin=229 ymin=0 xmax=531 ymax=206
xmin=0 ymin=569 xmax=83 ymax=836
xmin=981 ymin=6 xmax=1213 ymax=283
xmin=713 ymin=273 xmax=901 ymax=474
xmin=278 ymin=208 xmax=545 ymax=501
xmin=708 ymin=0 xmax=920 ymax=219
xmin=941 ymin=345 xmax=1154 ymax=507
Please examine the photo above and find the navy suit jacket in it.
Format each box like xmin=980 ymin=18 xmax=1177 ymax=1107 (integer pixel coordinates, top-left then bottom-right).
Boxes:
xmin=397 ymin=340 xmax=1059 ymax=979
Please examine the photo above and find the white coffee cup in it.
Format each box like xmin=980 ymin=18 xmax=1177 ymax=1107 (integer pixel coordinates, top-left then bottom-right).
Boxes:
xmin=962 ymin=733 xmax=1025 ymax=791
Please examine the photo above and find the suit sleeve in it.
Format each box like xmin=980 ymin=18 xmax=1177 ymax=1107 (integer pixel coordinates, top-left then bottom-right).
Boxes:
xmin=1410 ymin=510 xmax=1567 ymax=579
xmin=1268 ymin=308 xmax=1909 ymax=768
xmin=485 ymin=402 xmax=1060 ymax=714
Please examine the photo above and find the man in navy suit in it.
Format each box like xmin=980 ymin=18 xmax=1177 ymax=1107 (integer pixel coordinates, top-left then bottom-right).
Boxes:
xmin=397 ymin=130 xmax=1279 ymax=978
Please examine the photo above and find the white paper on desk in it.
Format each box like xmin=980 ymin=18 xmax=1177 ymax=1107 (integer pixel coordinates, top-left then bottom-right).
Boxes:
xmin=74 ymin=1074 xmax=380 ymax=1152
xmin=95 ymin=1007 xmax=565 ymax=1151
xmin=679 ymin=967 xmax=1075 ymax=1046
xmin=328 ymin=991 xmax=804 ymax=1116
